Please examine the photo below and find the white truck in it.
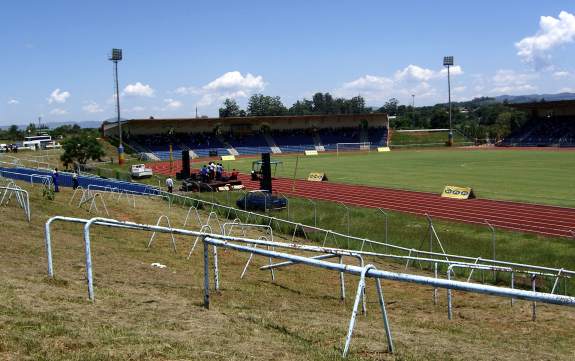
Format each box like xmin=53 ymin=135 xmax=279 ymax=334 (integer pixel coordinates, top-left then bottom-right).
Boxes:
xmin=131 ymin=164 xmax=153 ymax=179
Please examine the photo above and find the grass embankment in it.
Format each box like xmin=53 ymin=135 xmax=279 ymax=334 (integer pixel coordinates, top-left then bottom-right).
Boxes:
xmin=1 ymin=182 xmax=575 ymax=360
xmin=222 ymin=149 xmax=575 ymax=207
xmin=389 ymin=130 xmax=469 ymax=147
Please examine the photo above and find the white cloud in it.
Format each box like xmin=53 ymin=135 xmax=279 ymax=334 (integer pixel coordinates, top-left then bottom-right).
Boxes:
xmin=342 ymin=75 xmax=394 ymax=91
xmin=163 ymin=98 xmax=183 ymax=109
xmin=405 ymin=82 xmax=437 ymax=99
xmin=182 ymin=71 xmax=266 ymax=106
xmin=438 ymin=65 xmax=464 ymax=77
xmin=203 ymin=71 xmax=265 ymax=92
xmin=50 ymin=108 xmax=68 ymax=115
xmin=130 ymin=106 xmax=146 ymax=112
xmin=492 ymin=69 xmax=536 ymax=84
xmin=394 ymin=65 xmax=436 ymax=81
xmin=123 ymin=82 xmax=155 ymax=97
xmin=174 ymin=86 xmax=197 ymax=95
xmin=553 ymin=70 xmax=570 ymax=78
xmin=82 ymin=101 xmax=104 ymax=113
xmin=337 ymin=75 xmax=395 ymax=103
xmin=394 ymin=64 xmax=463 ymax=82
xmin=491 ymin=84 xmax=536 ymax=94
xmin=48 ymin=88 xmax=70 ymax=104
xmin=491 ymin=69 xmax=538 ymax=94
xmin=7 ymin=99 xmax=19 ymax=105
xmin=453 ymin=86 xmax=467 ymax=92
xmin=336 ymin=63 xmax=460 ymax=103
xmin=197 ymin=93 xmax=223 ymax=107
xmin=515 ymin=11 xmax=575 ymax=68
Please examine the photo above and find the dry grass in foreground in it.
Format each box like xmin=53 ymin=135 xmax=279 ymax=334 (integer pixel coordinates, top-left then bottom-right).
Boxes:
xmin=0 ymin=182 xmax=574 ymax=360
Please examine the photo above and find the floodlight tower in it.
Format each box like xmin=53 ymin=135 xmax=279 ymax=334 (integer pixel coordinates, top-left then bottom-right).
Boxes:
xmin=411 ymin=94 xmax=415 ymax=125
xmin=109 ymin=48 xmax=124 ymax=164
xmin=443 ymin=56 xmax=454 ymax=146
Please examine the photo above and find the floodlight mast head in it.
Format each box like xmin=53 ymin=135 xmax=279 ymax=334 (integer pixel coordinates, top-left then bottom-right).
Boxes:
xmin=109 ymin=48 xmax=123 ymax=62
xmin=443 ymin=56 xmax=454 ymax=66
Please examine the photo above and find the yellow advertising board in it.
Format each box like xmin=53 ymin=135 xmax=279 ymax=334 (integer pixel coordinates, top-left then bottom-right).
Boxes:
xmin=377 ymin=147 xmax=391 ymax=152
xmin=307 ymin=172 xmax=328 ymax=182
xmin=441 ymin=185 xmax=475 ymax=200
xmin=304 ymin=150 xmax=318 ymax=156
xmin=221 ymin=155 xmax=236 ymax=161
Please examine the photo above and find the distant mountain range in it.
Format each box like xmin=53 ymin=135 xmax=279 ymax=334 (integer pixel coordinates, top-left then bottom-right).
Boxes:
xmin=0 ymin=120 xmax=102 ymax=130
xmin=434 ymin=92 xmax=575 ymax=108
xmin=45 ymin=120 xmax=104 ymax=129
xmin=493 ymin=92 xmax=575 ymax=103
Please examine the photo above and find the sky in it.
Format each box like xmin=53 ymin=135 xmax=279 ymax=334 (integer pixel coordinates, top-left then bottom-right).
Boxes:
xmin=1 ymin=1 xmax=575 ymax=125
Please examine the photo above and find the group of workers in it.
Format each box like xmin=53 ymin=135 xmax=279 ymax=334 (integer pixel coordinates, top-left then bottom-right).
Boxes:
xmin=2 ymin=144 xmax=19 ymax=153
xmin=164 ymin=163 xmax=241 ymax=193
xmin=199 ymin=162 xmax=239 ymax=183
xmin=50 ymin=168 xmax=79 ymax=193
xmin=200 ymin=162 xmax=224 ymax=182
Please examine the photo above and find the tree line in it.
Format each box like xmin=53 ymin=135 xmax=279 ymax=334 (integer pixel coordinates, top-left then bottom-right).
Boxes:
xmin=219 ymin=93 xmax=369 ymax=117
xmin=0 ymin=123 xmax=98 ymax=141
xmin=381 ymin=97 xmax=529 ymax=141
xmin=219 ymin=93 xmax=529 ymax=141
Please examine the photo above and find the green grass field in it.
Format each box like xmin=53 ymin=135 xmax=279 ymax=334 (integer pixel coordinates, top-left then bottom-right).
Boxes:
xmin=217 ymin=148 xmax=575 ymax=207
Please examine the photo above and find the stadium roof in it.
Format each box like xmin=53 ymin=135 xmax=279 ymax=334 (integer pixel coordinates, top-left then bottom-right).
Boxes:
xmin=104 ymin=112 xmax=387 ymax=124
xmin=102 ymin=113 xmax=389 ymax=135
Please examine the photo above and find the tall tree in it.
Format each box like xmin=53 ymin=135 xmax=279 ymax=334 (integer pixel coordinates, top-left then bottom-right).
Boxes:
xmin=247 ymin=94 xmax=287 ymax=116
xmin=348 ymin=96 xmax=366 ymax=114
xmin=312 ymin=92 xmax=338 ymax=113
xmin=6 ymin=125 xmax=22 ymax=140
xmin=25 ymin=122 xmax=37 ymax=135
xmin=60 ymin=135 xmax=105 ymax=167
xmin=380 ymin=98 xmax=399 ymax=116
xmin=219 ymin=98 xmax=242 ymax=118
xmin=289 ymin=100 xmax=313 ymax=115
xmin=429 ymin=107 xmax=449 ymax=128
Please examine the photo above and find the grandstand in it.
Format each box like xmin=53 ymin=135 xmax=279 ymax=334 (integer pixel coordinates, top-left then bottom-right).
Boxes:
xmin=102 ymin=113 xmax=389 ymax=160
xmin=500 ymin=100 xmax=575 ymax=147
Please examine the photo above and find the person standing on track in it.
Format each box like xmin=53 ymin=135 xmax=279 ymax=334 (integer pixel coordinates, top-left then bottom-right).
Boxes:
xmin=166 ymin=176 xmax=174 ymax=193
xmin=216 ymin=163 xmax=223 ymax=180
xmin=72 ymin=171 xmax=79 ymax=190
xmin=52 ymin=168 xmax=60 ymax=192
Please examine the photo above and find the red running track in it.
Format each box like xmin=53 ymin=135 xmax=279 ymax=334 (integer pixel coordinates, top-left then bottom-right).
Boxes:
xmin=149 ymin=161 xmax=575 ymax=238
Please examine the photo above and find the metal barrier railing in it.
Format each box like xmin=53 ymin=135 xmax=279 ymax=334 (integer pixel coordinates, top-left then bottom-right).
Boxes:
xmin=56 ymin=184 xmax=575 ymax=290
xmin=0 ymin=185 xmax=31 ymax=222
xmin=42 ymin=215 xmax=575 ymax=358
xmin=156 ymin=190 xmax=575 ymax=280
